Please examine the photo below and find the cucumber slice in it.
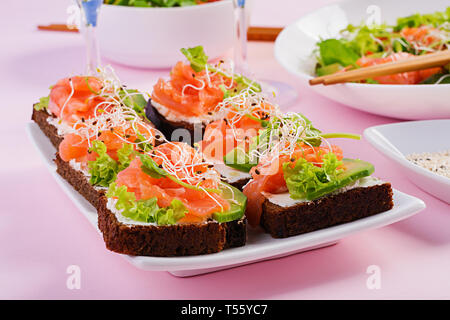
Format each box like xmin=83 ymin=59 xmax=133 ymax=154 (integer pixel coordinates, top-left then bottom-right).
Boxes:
xmin=223 ymin=135 xmax=260 ymax=173
xmin=305 ymin=158 xmax=375 ymax=200
xmin=212 ymin=183 xmax=247 ymax=223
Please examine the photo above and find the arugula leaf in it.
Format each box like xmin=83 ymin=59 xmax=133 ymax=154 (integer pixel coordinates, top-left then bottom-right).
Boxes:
xmin=34 ymin=96 xmax=49 ymax=111
xmin=139 ymin=153 xmax=167 ymax=179
xmin=119 ymin=89 xmax=148 ymax=118
xmin=88 ymin=140 xmax=119 ymax=187
xmin=180 ymin=46 xmax=262 ymax=94
xmin=107 ymin=183 xmax=186 ymax=225
xmin=283 ymin=153 xmax=343 ymax=200
xmin=180 ymin=46 xmax=209 ymax=72
xmin=139 ymin=153 xmax=221 ymax=193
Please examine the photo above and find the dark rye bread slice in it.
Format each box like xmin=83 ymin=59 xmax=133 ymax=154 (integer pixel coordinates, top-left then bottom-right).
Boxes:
xmin=31 ymin=106 xmax=63 ymax=149
xmin=54 ymin=153 xmax=105 ymax=209
xmin=228 ymin=177 xmax=250 ymax=191
xmin=146 ymin=99 xmax=207 ymax=145
xmin=260 ymin=183 xmax=394 ymax=238
xmin=97 ymin=196 xmax=247 ymax=257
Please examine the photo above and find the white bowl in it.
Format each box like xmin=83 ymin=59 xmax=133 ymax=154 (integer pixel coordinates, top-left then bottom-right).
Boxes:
xmin=364 ymin=119 xmax=450 ymax=204
xmin=97 ymin=1 xmax=234 ymax=68
xmin=274 ymin=0 xmax=450 ymax=120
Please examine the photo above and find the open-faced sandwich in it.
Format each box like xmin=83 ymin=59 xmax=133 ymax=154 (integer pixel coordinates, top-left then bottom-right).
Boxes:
xmin=32 ymin=67 xmax=149 ymax=148
xmin=241 ymin=113 xmax=394 ymax=238
xmin=146 ymin=46 xmax=261 ymax=143
xmin=98 ymin=141 xmax=247 ymax=257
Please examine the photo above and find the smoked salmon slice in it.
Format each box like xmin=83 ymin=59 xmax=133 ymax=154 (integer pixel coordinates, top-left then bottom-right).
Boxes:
xmin=151 ymin=61 xmax=237 ymax=118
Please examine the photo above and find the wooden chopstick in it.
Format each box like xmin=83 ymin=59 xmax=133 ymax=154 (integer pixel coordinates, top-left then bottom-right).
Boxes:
xmin=37 ymin=24 xmax=79 ymax=32
xmin=37 ymin=24 xmax=283 ymax=42
xmin=310 ymin=50 xmax=450 ymax=85
xmin=247 ymin=26 xmax=283 ymax=41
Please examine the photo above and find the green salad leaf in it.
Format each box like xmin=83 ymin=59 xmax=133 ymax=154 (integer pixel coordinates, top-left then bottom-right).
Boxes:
xmin=107 ymin=183 xmax=187 ymax=225
xmin=283 ymin=152 xmax=344 ymax=200
xmin=88 ymin=141 xmax=134 ymax=187
xmin=117 ymin=143 xmax=134 ymax=171
xmin=317 ymin=39 xmax=360 ymax=68
xmin=395 ymin=7 xmax=450 ymax=31
xmin=34 ymin=96 xmax=50 ymax=111
xmin=88 ymin=140 xmax=119 ymax=187
xmin=155 ymin=198 xmax=187 ymax=225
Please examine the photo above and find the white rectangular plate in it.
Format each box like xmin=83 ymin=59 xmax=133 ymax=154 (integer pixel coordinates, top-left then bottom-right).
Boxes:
xmin=27 ymin=122 xmax=426 ymax=277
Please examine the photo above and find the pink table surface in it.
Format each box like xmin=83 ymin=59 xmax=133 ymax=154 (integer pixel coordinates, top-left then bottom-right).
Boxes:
xmin=1 ymin=0 xmax=449 ymax=300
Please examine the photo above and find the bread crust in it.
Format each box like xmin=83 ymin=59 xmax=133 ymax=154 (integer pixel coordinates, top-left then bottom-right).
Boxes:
xmin=31 ymin=107 xmax=63 ymax=149
xmin=260 ymin=183 xmax=394 ymax=238
xmin=98 ymin=196 xmax=247 ymax=257
xmin=54 ymin=153 xmax=105 ymax=209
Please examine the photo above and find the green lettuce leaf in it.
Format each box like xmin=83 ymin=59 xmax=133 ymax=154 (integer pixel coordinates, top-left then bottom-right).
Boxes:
xmin=283 ymin=153 xmax=343 ymax=200
xmin=395 ymin=7 xmax=450 ymax=31
xmin=155 ymin=198 xmax=187 ymax=225
xmin=88 ymin=141 xmax=134 ymax=187
xmin=107 ymin=183 xmax=186 ymax=225
xmin=117 ymin=143 xmax=134 ymax=171
xmin=88 ymin=140 xmax=119 ymax=187
xmin=317 ymin=39 xmax=360 ymax=67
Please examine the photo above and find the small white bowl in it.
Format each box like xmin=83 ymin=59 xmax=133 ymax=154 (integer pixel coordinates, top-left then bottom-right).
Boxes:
xmin=97 ymin=1 xmax=234 ymax=68
xmin=364 ymin=119 xmax=450 ymax=204
xmin=274 ymin=0 xmax=450 ymax=120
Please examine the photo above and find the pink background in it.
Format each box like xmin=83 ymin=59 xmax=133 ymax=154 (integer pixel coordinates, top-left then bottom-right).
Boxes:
xmin=1 ymin=0 xmax=449 ymax=299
